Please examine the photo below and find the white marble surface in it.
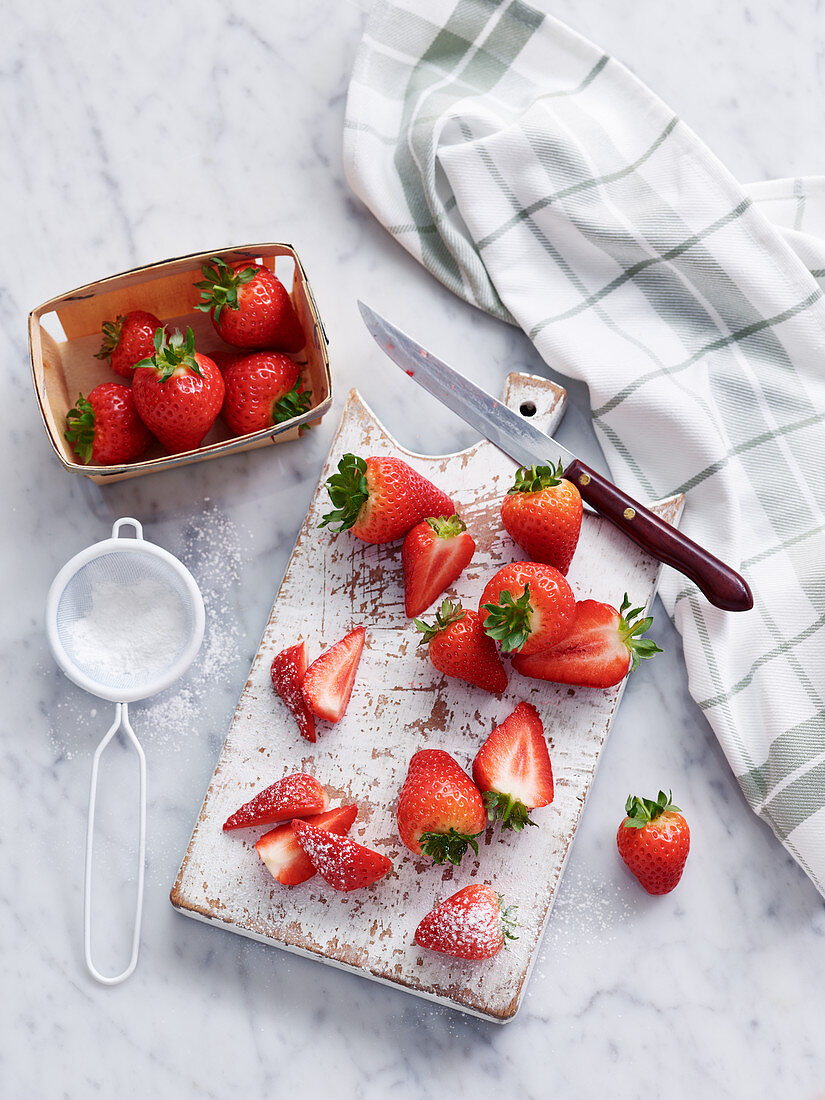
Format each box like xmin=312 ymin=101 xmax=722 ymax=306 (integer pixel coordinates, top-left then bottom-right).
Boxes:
xmin=2 ymin=1 xmax=825 ymax=1096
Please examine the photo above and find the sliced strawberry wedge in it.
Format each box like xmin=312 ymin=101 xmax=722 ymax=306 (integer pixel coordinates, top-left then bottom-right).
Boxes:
xmin=402 ymin=515 xmax=476 ymax=618
xmin=472 ymin=702 xmax=554 ymax=831
xmin=255 ymin=805 xmax=359 ymax=886
xmin=292 ymin=820 xmax=393 ymax=891
xmin=271 ymin=641 xmax=316 ymax=743
xmin=223 ymin=773 xmax=328 ymax=831
xmin=302 ymin=627 xmax=366 ymax=723
xmin=512 ymin=594 xmax=662 ymax=688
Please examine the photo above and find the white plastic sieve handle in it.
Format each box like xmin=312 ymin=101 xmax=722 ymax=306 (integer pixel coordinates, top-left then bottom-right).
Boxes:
xmin=83 ymin=702 xmax=146 ymax=986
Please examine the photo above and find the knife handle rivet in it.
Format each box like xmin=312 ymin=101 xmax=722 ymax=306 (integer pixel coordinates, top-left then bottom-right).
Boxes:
xmin=578 ymin=474 xmax=591 ymax=486
xmin=623 ymin=507 xmax=636 ymax=520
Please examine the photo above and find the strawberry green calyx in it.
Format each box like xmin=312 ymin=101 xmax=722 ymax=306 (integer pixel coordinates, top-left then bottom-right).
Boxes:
xmin=319 ymin=453 xmax=370 ymax=531
xmin=64 ymin=394 xmax=96 ymax=464
xmin=497 ymin=894 xmax=519 ymax=943
xmin=418 ymin=827 xmax=482 ymax=866
xmin=622 ymin=789 xmax=680 ymax=830
xmin=194 ymin=255 xmax=257 ymax=322
xmin=414 ymin=598 xmax=465 ymax=645
xmin=134 ymin=327 xmax=202 ymax=383
xmin=482 ymin=584 xmax=533 ymax=652
xmin=272 ymin=379 xmax=312 ymax=425
xmin=482 ymin=790 xmax=537 ymax=832
xmin=618 ymin=592 xmax=663 ymax=671
xmin=507 ymin=461 xmax=564 ymax=494
xmin=425 ymin=514 xmax=467 ymax=538
xmin=94 ymin=316 xmax=124 ymax=361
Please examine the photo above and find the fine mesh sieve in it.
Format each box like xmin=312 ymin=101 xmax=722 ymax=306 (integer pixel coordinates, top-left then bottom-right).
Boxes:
xmin=46 ymin=518 xmax=205 ymax=985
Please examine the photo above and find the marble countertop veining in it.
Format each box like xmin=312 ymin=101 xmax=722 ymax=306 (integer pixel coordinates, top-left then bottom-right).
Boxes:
xmin=2 ymin=1 xmax=825 ymax=1097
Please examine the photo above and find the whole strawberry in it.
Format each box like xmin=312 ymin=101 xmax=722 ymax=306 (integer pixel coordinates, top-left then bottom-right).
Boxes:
xmin=415 ymin=884 xmax=518 ymax=960
xmin=514 ymin=594 xmax=662 ymax=688
xmin=132 ymin=328 xmax=224 ymax=453
xmin=320 ymin=454 xmax=455 ymax=544
xmin=415 ymin=598 xmax=507 ymax=694
xmin=501 ymin=463 xmax=582 ymax=573
xmin=397 ymin=749 xmax=487 ymax=865
xmin=65 ymin=384 xmax=153 ymax=465
xmin=402 ymin=514 xmax=475 ymax=618
xmin=95 ymin=310 xmax=163 ymax=379
xmin=616 ymin=790 xmax=690 ymax=895
xmin=221 ymin=350 xmax=311 ymax=436
xmin=480 ymin=561 xmax=575 ymax=655
xmin=195 ymin=256 xmax=305 ymax=351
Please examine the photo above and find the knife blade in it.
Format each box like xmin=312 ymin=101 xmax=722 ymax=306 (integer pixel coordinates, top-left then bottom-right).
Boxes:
xmin=358 ymin=301 xmax=753 ymax=613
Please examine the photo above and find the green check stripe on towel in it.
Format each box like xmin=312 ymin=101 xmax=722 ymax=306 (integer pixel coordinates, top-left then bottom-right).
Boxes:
xmin=344 ymin=0 xmax=825 ymax=896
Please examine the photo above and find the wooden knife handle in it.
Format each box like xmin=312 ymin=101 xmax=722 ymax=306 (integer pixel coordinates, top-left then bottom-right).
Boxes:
xmin=562 ymin=459 xmax=753 ymax=612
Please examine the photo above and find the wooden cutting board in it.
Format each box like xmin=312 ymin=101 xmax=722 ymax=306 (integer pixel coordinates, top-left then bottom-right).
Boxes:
xmin=171 ymin=373 xmax=683 ymax=1022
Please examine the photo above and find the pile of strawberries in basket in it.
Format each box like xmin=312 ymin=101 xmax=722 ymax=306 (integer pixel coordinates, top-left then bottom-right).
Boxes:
xmin=222 ymin=454 xmax=688 ymax=962
xmin=64 ymin=256 xmax=310 ymax=465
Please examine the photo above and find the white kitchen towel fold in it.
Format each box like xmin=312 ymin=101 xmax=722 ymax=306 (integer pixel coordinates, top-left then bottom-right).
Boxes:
xmin=344 ymin=0 xmax=825 ymax=895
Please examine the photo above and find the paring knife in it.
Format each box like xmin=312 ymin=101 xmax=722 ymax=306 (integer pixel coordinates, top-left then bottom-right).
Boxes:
xmin=358 ymin=301 xmax=753 ymax=613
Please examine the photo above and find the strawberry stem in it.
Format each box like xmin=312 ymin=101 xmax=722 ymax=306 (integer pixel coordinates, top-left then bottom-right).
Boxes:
xmin=64 ymin=393 xmax=96 ymax=464
xmin=319 ymin=453 xmax=370 ymax=531
xmin=425 ymin=514 xmax=466 ymax=538
xmin=481 ymin=585 xmax=533 ymax=652
xmin=272 ymin=378 xmax=313 ymax=424
xmin=413 ymin=598 xmax=465 ymax=645
xmin=617 ymin=593 xmax=663 ymax=671
xmin=94 ymin=316 xmax=124 ymax=361
xmin=418 ymin=827 xmax=481 ymax=865
xmin=194 ymin=255 xmax=257 ymax=322
xmin=507 ymin=461 xmax=564 ymax=494
xmin=482 ymin=790 xmax=537 ymax=832
xmin=133 ymin=327 xmax=202 ymax=382
xmin=622 ymin=789 xmax=680 ymax=829
xmin=497 ymin=894 xmax=519 ymax=943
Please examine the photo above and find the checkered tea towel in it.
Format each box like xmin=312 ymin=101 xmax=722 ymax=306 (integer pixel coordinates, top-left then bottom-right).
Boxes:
xmin=344 ymin=0 xmax=825 ymax=895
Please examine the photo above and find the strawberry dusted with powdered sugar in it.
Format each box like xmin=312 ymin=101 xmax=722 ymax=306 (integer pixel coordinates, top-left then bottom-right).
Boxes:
xmin=319 ymin=454 xmax=455 ymax=544
xmin=223 ymin=773 xmax=328 ymax=831
xmin=397 ymin=749 xmax=487 ymax=865
xmin=415 ymin=884 xmax=518 ymax=960
xmin=255 ymin=805 xmax=358 ymax=886
xmin=270 ymin=641 xmax=316 ymax=743
xmin=292 ymin=820 xmax=393 ymax=891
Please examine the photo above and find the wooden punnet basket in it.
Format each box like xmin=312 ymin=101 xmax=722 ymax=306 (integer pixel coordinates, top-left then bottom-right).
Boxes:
xmin=28 ymin=243 xmax=332 ymax=484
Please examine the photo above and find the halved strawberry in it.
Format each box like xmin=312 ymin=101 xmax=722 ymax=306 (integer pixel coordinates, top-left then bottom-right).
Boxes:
xmin=472 ymin=702 xmax=554 ymax=830
xmin=223 ymin=773 xmax=328 ymax=831
xmin=271 ymin=641 xmax=316 ymax=743
xmin=401 ymin=514 xmax=476 ymax=618
xmin=301 ymin=627 xmax=366 ymax=723
xmin=414 ymin=884 xmax=518 ymax=960
xmin=513 ymin=594 xmax=662 ymax=688
xmin=292 ymin=820 xmax=393 ymax=891
xmin=255 ymin=805 xmax=358 ymax=886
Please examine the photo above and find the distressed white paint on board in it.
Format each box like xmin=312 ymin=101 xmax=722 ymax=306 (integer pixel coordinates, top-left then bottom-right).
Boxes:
xmin=171 ymin=374 xmax=683 ymax=1022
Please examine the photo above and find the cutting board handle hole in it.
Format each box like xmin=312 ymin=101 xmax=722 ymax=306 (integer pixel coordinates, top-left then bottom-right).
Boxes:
xmin=519 ymin=401 xmax=537 ymax=417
